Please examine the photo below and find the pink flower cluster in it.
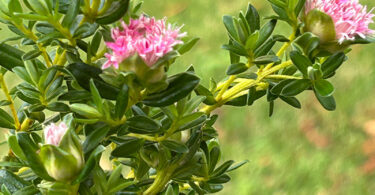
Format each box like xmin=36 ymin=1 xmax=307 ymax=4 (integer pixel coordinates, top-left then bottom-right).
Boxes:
xmin=44 ymin=122 xmax=68 ymax=146
xmin=305 ymin=0 xmax=374 ymax=43
xmin=103 ymin=15 xmax=186 ymax=69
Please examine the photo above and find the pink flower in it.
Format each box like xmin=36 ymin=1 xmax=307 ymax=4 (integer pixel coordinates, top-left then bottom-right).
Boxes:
xmin=44 ymin=122 xmax=68 ymax=146
xmin=305 ymin=0 xmax=374 ymax=43
xmin=103 ymin=15 xmax=186 ymax=69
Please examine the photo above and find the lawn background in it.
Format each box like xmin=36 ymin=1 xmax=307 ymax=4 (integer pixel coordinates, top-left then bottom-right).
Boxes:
xmin=2 ymin=0 xmax=375 ymax=194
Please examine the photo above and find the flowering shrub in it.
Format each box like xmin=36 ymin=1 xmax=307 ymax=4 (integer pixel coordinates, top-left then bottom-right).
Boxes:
xmin=0 ymin=0 xmax=373 ymax=194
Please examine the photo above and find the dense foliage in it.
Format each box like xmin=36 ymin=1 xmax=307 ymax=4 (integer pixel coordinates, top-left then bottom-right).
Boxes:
xmin=0 ymin=0 xmax=373 ymax=194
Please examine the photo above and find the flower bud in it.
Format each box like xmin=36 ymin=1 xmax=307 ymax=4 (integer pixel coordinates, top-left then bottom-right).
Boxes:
xmin=304 ymin=9 xmax=336 ymax=44
xmin=119 ymin=55 xmax=168 ymax=93
xmin=40 ymin=122 xmax=84 ymax=182
xmin=38 ymin=181 xmax=79 ymax=195
xmin=303 ymin=0 xmax=374 ymax=53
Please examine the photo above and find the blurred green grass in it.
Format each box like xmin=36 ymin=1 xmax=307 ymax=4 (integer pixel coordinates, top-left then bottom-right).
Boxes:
xmin=1 ymin=0 xmax=375 ymax=194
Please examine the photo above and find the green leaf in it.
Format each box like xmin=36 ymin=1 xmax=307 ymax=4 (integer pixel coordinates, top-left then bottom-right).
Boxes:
xmin=91 ymin=32 xmax=102 ymax=56
xmin=24 ymin=61 xmax=40 ymax=85
xmin=111 ymin=138 xmax=144 ymax=158
xmin=253 ymin=55 xmax=279 ymax=65
xmin=0 ymin=44 xmax=24 ymax=70
xmin=211 ymin=160 xmax=234 ymax=178
xmin=115 ymin=84 xmax=129 ymax=120
xmin=126 ymin=116 xmax=161 ymax=134
xmin=0 ymin=162 xmax=23 ymax=168
xmin=35 ymin=22 xmax=55 ymax=34
xmin=67 ymin=62 xmax=120 ymax=100
xmin=226 ymin=160 xmax=249 ymax=172
xmin=8 ymin=0 xmax=23 ymax=13
xmin=27 ymin=0 xmax=49 ymax=15
xmin=178 ymin=37 xmax=200 ymax=55
xmin=70 ymin=104 xmax=102 ymax=118
xmin=177 ymin=113 xmax=206 ymax=131
xmin=0 ymin=100 xmax=11 ymax=107
xmin=2 ymin=184 xmax=11 ymax=195
xmin=46 ymin=102 xmax=70 ymax=112
xmin=222 ymin=43 xmax=248 ymax=57
xmin=83 ymin=125 xmax=109 ymax=154
xmin=255 ymin=19 xmax=277 ymax=48
xmin=254 ymin=39 xmax=276 ymax=58
xmin=294 ymin=0 xmax=306 ymax=16
xmin=226 ymin=63 xmax=248 ymax=75
xmin=107 ymin=165 xmax=123 ymax=189
xmin=14 ymin=13 xmax=48 ymax=21
xmin=245 ymin=31 xmax=259 ymax=51
xmin=294 ymin=32 xmax=320 ymax=57
xmin=73 ymin=23 xmax=99 ymax=39
xmin=89 ymin=79 xmax=103 ymax=112
xmin=223 ymin=15 xmax=239 ymax=41
xmin=12 ymin=185 xmax=39 ymax=195
xmin=96 ymin=0 xmax=130 ymax=24
xmin=245 ymin=3 xmax=260 ymax=33
xmin=143 ymin=72 xmax=200 ymax=107
xmin=58 ymin=90 xmax=91 ymax=102
xmin=280 ymin=96 xmax=301 ymax=109
xmin=281 ymin=79 xmax=311 ymax=97
xmin=0 ymin=170 xmax=30 ymax=193
xmin=209 ymin=147 xmax=221 ymax=173
xmin=270 ymin=80 xmax=294 ymax=95
xmin=194 ymin=84 xmax=217 ymax=105
xmin=314 ymin=91 xmax=336 ymax=111
xmin=272 ymin=35 xmax=290 ymax=42
xmin=185 ymin=96 xmax=206 ymax=114
xmin=208 ymin=174 xmax=231 ymax=184
xmin=108 ymin=181 xmax=136 ymax=193
xmin=247 ymin=88 xmax=266 ymax=105
xmin=289 ymin=50 xmax=312 ymax=76
xmin=17 ymin=132 xmax=53 ymax=180
xmin=321 ymin=52 xmax=346 ymax=78
xmin=314 ymin=79 xmax=334 ymax=97
xmin=61 ymin=0 xmax=81 ymax=28
xmin=38 ymin=68 xmax=57 ymax=90
xmin=225 ymin=94 xmax=248 ymax=106
xmin=161 ymin=140 xmax=189 ymax=153
xmin=22 ymin=50 xmax=42 ymax=61
xmin=7 ymin=135 xmax=26 ymax=161
xmin=73 ymin=145 xmax=105 ymax=184
xmin=267 ymin=0 xmax=287 ymax=8
xmin=0 ymin=108 xmax=14 ymax=129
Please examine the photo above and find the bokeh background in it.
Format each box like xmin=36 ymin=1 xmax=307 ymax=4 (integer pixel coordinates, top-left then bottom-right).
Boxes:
xmin=1 ymin=0 xmax=375 ymax=194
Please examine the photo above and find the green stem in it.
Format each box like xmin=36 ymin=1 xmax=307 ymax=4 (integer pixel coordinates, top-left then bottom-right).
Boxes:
xmin=200 ymin=60 xmax=293 ymax=114
xmin=14 ymin=23 xmax=52 ymax=67
xmin=264 ymin=30 xmax=296 ymax=71
xmin=265 ymin=75 xmax=302 ymax=80
xmin=0 ymin=74 xmax=20 ymax=130
xmin=144 ymin=167 xmax=175 ymax=195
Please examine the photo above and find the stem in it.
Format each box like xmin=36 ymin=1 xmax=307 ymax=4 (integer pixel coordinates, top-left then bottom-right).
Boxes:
xmin=0 ymin=74 xmax=20 ymax=130
xmin=144 ymin=167 xmax=175 ymax=195
xmin=264 ymin=30 xmax=296 ymax=71
xmin=215 ymin=75 xmax=236 ymax=101
xmin=127 ymin=121 xmax=179 ymax=142
xmin=14 ymin=24 xmax=52 ymax=67
xmin=49 ymin=19 xmax=76 ymax=46
xmin=265 ymin=75 xmax=302 ymax=80
xmin=200 ymin=60 xmax=293 ymax=114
